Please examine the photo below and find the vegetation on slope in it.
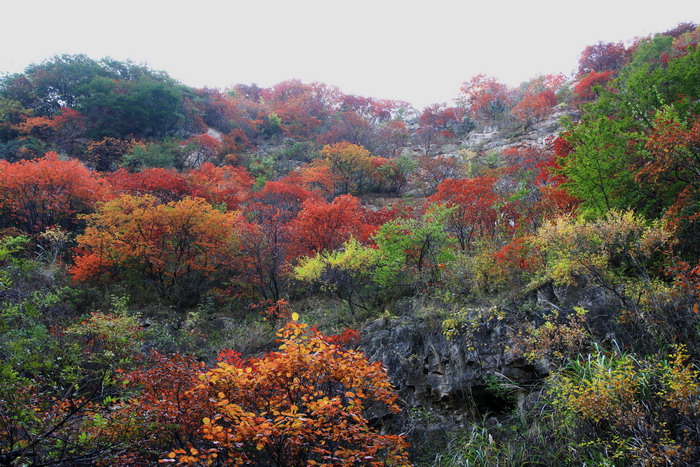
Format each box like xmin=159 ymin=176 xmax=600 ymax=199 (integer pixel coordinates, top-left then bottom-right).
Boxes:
xmin=1 ymin=22 xmax=699 ymax=465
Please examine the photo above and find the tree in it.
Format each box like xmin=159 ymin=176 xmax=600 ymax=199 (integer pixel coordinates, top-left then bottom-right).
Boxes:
xmin=459 ymin=74 xmax=512 ymax=124
xmin=410 ymin=154 xmax=469 ymax=196
xmin=0 ymin=54 xmax=105 ymax=115
xmin=72 ymin=195 xmax=243 ymax=308
xmin=298 ymin=162 xmax=339 ymax=199
xmin=83 ymin=136 xmax=135 ymax=171
xmin=238 ymin=177 xmax=321 ymax=302
xmin=193 ymin=87 xmax=263 ymax=138
xmin=497 ymin=142 xmax=579 ymax=231
xmin=577 ymin=41 xmax=631 ymax=77
xmin=0 ymin=97 xmax=30 ymax=147
xmin=181 ymin=133 xmax=223 ymax=167
xmin=369 ymin=155 xmax=415 ymax=195
xmin=512 ymin=75 xmax=564 ymax=126
xmin=0 ymin=153 xmax=107 ymax=233
xmin=261 ymin=80 xmax=338 ymax=139
xmin=254 ymin=173 xmax=322 ymax=216
xmin=106 ymin=167 xmax=190 ymax=203
xmin=572 ymin=70 xmax=616 ymax=103
xmin=120 ymin=139 xmax=190 ymax=170
xmin=112 ymin=352 xmax=213 ymax=465
xmin=294 ymin=238 xmax=383 ymax=315
xmin=12 ymin=108 xmax=86 ymax=154
xmin=185 ymin=162 xmax=255 ymax=211
xmin=374 ymin=120 xmax=410 ymax=157
xmin=0 ymin=55 xmax=192 ymax=141
xmin=319 ymin=110 xmax=373 ymax=148
xmin=637 ymin=106 xmax=700 ymax=255
xmin=166 ymin=320 xmax=410 ymax=466
xmin=429 ymin=176 xmax=502 ymax=251
xmin=78 ymin=76 xmax=187 ymax=139
xmin=287 ymin=195 xmax=376 ymax=260
xmin=320 ymin=142 xmax=375 ymax=195
xmin=561 ymin=115 xmax=643 ymax=216
xmin=0 ymin=288 xmax=145 ymax=466
xmin=372 ymin=205 xmax=455 ymax=287
xmin=561 ymin=42 xmax=700 ymax=218
xmin=638 ymin=106 xmax=700 ymax=195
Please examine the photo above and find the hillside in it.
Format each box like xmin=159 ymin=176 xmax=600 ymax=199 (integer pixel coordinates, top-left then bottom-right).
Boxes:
xmin=1 ymin=22 xmax=699 ymax=466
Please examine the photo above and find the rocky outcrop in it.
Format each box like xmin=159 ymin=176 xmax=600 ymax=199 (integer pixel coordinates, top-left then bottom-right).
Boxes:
xmin=460 ymin=107 xmax=580 ymax=153
xmin=360 ymin=309 xmax=542 ymax=459
xmin=359 ymin=280 xmax=616 ymax=458
xmin=361 ymin=315 xmax=540 ymax=415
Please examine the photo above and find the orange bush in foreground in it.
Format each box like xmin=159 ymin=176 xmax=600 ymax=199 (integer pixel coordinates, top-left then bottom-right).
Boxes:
xmin=166 ymin=320 xmax=410 ymax=466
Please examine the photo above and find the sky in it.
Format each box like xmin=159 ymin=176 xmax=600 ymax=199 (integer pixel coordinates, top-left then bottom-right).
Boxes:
xmin=1 ymin=0 xmax=698 ymax=109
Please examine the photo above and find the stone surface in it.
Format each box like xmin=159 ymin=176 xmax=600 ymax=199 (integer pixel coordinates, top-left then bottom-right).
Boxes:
xmin=360 ymin=311 xmax=545 ymax=459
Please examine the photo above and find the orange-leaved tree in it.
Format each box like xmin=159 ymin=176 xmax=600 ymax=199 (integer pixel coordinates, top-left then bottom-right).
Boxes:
xmin=429 ymin=176 xmax=502 ymax=251
xmin=71 ymin=195 xmax=243 ymax=307
xmin=320 ymin=142 xmax=375 ymax=195
xmin=238 ymin=176 xmax=323 ymax=302
xmin=166 ymin=320 xmax=410 ymax=466
xmin=512 ymin=74 xmax=564 ymax=126
xmin=185 ymin=162 xmax=254 ymax=211
xmin=0 ymin=153 xmax=108 ymax=234
xmin=287 ymin=194 xmax=376 ymax=260
xmin=105 ymin=167 xmax=191 ymax=202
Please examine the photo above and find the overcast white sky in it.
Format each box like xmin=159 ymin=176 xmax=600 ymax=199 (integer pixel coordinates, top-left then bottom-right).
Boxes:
xmin=1 ymin=0 xmax=698 ymax=109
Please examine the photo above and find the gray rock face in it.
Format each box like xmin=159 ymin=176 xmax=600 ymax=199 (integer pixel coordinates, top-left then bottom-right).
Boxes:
xmin=360 ymin=313 xmax=543 ymax=460
xmin=361 ymin=315 xmax=540 ymax=413
xmin=358 ymin=279 xmax=617 ymax=458
xmin=460 ymin=108 xmax=580 ymax=154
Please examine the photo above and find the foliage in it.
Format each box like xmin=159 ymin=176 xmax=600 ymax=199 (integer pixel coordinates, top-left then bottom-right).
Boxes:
xmin=533 ymin=210 xmax=671 ymax=290
xmin=0 ymin=153 xmax=108 ymax=233
xmin=429 ymin=176 xmax=502 ymax=251
xmin=560 ymin=114 xmax=644 ymax=216
xmin=106 ymin=167 xmax=191 ymax=202
xmin=561 ymin=39 xmax=700 ymax=220
xmin=121 ymin=139 xmax=190 ymax=170
xmin=65 ymin=298 xmax=144 ymax=367
xmin=185 ymin=162 xmax=254 ymax=211
xmin=294 ymin=237 xmax=383 ymax=315
xmin=3 ymin=25 xmax=700 ymax=467
xmin=320 ymin=142 xmax=375 ymax=195
xmin=72 ymin=195 xmax=243 ymax=308
xmin=442 ymin=305 xmax=506 ymax=351
xmin=459 ymin=74 xmax=512 ymax=124
xmin=0 ymin=235 xmax=30 ymax=290
xmin=287 ymin=194 xmax=376 ymax=259
xmin=572 ymin=70 xmax=615 ymax=102
xmin=372 ymin=205 xmax=455 ymax=288
xmin=577 ymin=41 xmax=631 ymax=76
xmin=0 ymin=55 xmax=193 ymax=141
xmin=165 ymin=320 xmax=410 ymax=466
xmin=410 ymin=154 xmax=470 ymax=196
xmin=550 ymin=346 xmax=700 ymax=464
xmin=510 ymin=307 xmax=591 ymax=363
xmin=113 ymin=352 xmax=212 ymax=465
xmin=512 ymin=74 xmax=564 ymax=126
xmin=0 ymin=264 xmax=136 ymax=466
xmin=84 ymin=136 xmax=135 ymax=171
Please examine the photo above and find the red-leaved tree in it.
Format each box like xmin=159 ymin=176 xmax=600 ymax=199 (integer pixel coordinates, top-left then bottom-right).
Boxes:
xmin=0 ymin=153 xmax=108 ymax=233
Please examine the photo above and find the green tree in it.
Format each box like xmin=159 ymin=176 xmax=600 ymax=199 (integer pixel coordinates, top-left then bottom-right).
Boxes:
xmin=79 ymin=77 xmax=186 ymax=139
xmin=372 ymin=205 xmax=455 ymax=288
xmin=561 ymin=40 xmax=700 ymax=218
